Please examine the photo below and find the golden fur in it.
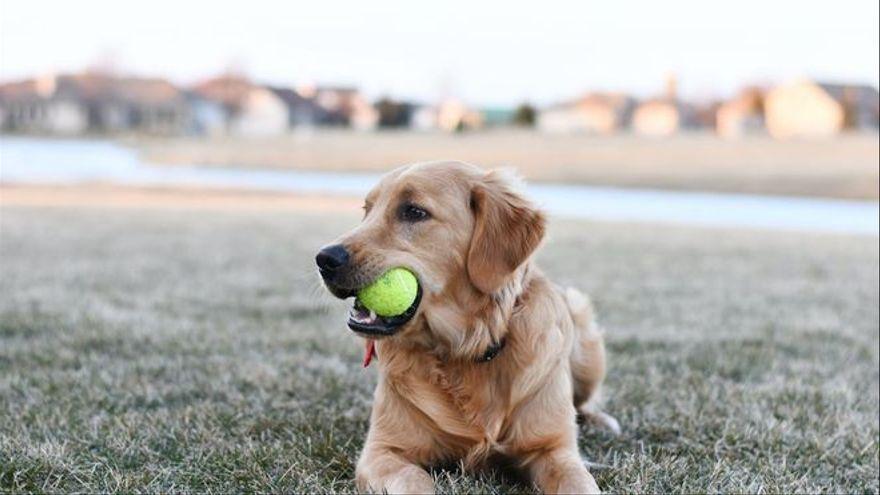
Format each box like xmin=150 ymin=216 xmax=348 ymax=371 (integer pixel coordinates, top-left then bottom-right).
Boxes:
xmin=320 ymin=161 xmax=616 ymax=493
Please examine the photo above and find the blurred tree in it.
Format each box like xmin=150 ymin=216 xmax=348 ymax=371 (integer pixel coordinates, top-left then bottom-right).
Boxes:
xmin=513 ymin=103 xmax=536 ymax=127
xmin=376 ymin=98 xmax=413 ymax=128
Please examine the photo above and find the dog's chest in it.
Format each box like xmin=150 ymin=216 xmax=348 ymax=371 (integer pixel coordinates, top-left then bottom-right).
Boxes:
xmin=398 ymin=361 xmax=512 ymax=459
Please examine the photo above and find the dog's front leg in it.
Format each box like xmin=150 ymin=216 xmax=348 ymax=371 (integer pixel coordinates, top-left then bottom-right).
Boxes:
xmin=527 ymin=446 xmax=600 ymax=494
xmin=356 ymin=447 xmax=434 ymax=494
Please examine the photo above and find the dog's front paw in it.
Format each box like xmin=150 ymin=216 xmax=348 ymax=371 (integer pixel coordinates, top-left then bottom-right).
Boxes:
xmin=356 ymin=459 xmax=434 ymax=494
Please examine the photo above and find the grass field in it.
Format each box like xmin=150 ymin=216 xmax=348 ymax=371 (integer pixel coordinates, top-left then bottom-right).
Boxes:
xmin=1 ymin=198 xmax=878 ymax=493
xmin=134 ymin=131 xmax=880 ymax=200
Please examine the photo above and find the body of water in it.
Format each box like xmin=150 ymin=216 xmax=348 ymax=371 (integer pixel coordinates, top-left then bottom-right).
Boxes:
xmin=2 ymin=137 xmax=877 ymax=236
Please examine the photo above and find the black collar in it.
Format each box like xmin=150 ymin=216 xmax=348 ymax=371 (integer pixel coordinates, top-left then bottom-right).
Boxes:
xmin=476 ymin=338 xmax=506 ymax=363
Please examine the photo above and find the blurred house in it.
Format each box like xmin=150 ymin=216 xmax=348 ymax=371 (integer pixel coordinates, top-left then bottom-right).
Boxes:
xmin=399 ymin=98 xmax=481 ymax=132
xmin=268 ymin=87 xmax=322 ymax=129
xmin=192 ymin=75 xmax=251 ymax=112
xmin=764 ymin=80 xmax=880 ymax=138
xmin=52 ymin=73 xmax=190 ymax=134
xmin=349 ymin=101 xmax=380 ymax=131
xmin=0 ymin=76 xmax=87 ymax=134
xmin=233 ymin=87 xmax=289 ymax=137
xmin=631 ymin=74 xmax=702 ymax=137
xmin=716 ymin=87 xmax=765 ymax=138
xmin=537 ymin=92 xmax=635 ymax=134
xmin=692 ymin=100 xmax=722 ymax=130
xmin=311 ymin=86 xmax=378 ymax=130
xmin=194 ymin=75 xmax=285 ymax=136
xmin=410 ymin=105 xmax=439 ymax=131
xmin=196 ymin=76 xmax=352 ymax=135
xmin=63 ymin=73 xmax=130 ymax=132
xmin=0 ymin=73 xmax=190 ymax=135
xmin=113 ymin=76 xmax=191 ymax=134
xmin=185 ymin=92 xmax=227 ymax=136
xmin=195 ymin=78 xmax=383 ymax=134
xmin=632 ymin=99 xmax=699 ymax=137
xmin=437 ymin=98 xmax=482 ymax=131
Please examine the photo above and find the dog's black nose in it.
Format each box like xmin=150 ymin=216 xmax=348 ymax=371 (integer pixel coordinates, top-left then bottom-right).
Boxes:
xmin=316 ymin=244 xmax=350 ymax=272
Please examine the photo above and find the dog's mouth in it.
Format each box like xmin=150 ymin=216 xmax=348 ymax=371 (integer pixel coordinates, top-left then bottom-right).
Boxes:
xmin=347 ymin=285 xmax=422 ymax=337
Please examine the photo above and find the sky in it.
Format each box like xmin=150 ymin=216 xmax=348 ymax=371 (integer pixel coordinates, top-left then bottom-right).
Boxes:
xmin=1 ymin=0 xmax=878 ymax=106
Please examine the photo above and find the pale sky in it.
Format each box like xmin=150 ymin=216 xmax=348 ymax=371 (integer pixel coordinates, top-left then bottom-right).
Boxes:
xmin=1 ymin=0 xmax=878 ymax=106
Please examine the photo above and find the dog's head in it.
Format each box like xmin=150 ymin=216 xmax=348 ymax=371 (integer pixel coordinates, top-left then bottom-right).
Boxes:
xmin=316 ymin=161 xmax=545 ymax=351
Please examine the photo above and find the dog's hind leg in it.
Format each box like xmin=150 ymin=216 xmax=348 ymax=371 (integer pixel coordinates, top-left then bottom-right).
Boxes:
xmin=565 ymin=288 xmax=621 ymax=435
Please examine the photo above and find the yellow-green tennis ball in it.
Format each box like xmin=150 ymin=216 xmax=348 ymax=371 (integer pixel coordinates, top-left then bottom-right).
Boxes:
xmin=357 ymin=268 xmax=419 ymax=317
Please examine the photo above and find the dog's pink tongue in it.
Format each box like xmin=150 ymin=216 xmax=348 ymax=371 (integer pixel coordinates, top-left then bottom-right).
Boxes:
xmin=363 ymin=339 xmax=376 ymax=368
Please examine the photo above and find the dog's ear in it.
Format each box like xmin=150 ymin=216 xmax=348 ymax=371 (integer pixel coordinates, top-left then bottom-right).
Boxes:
xmin=467 ymin=170 xmax=546 ymax=294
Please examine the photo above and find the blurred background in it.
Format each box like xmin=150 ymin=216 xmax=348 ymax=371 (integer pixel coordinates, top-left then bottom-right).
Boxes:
xmin=1 ymin=1 xmax=878 ymax=493
xmin=1 ymin=0 xmax=879 ymax=208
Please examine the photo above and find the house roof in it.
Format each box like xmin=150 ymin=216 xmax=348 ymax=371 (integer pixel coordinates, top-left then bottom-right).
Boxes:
xmin=267 ymin=86 xmax=315 ymax=108
xmin=719 ymin=86 xmax=765 ymax=114
xmin=817 ymin=83 xmax=879 ymax=110
xmin=0 ymin=79 xmax=42 ymax=101
xmin=52 ymin=73 xmax=118 ymax=102
xmin=579 ymin=92 xmax=634 ymax=108
xmin=636 ymin=97 xmax=678 ymax=109
xmin=1 ymin=73 xmax=185 ymax=106
xmin=634 ymin=98 xmax=700 ymax=126
xmin=113 ymin=77 xmax=184 ymax=105
xmin=818 ymin=83 xmax=878 ymax=98
xmin=544 ymin=92 xmax=634 ymax=112
xmin=193 ymin=75 xmax=255 ymax=110
xmin=315 ymin=86 xmax=358 ymax=95
xmin=267 ymin=86 xmax=324 ymax=124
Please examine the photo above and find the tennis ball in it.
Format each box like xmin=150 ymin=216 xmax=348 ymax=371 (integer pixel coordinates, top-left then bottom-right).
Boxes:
xmin=357 ymin=268 xmax=419 ymax=317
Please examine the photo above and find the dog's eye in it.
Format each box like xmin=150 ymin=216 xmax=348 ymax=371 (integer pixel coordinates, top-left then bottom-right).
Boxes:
xmin=399 ymin=203 xmax=430 ymax=222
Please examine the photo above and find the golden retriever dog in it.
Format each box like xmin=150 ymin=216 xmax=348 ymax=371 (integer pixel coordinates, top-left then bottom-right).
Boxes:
xmin=316 ymin=161 xmax=618 ymax=494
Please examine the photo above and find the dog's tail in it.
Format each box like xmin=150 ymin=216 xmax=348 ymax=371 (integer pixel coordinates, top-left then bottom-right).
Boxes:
xmin=564 ymin=287 xmax=600 ymax=337
xmin=565 ymin=286 xmax=620 ymax=434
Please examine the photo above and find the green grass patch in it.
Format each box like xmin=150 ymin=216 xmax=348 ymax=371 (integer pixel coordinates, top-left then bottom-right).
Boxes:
xmin=1 ymin=206 xmax=877 ymax=493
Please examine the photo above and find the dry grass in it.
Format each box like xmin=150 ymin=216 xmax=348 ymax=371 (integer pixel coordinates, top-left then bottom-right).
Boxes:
xmin=1 ymin=201 xmax=878 ymax=493
xmin=134 ymin=130 xmax=880 ymax=199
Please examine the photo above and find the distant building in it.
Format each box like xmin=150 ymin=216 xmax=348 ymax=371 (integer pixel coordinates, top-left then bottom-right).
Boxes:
xmin=185 ymin=92 xmax=227 ymax=136
xmin=400 ymin=98 xmax=481 ymax=132
xmin=716 ymin=87 xmax=765 ymax=138
xmin=268 ymin=86 xmax=322 ymax=129
xmin=537 ymin=92 xmax=635 ymax=134
xmin=764 ymin=79 xmax=880 ymax=138
xmin=195 ymin=78 xmax=382 ymax=134
xmin=64 ymin=73 xmax=129 ymax=132
xmin=349 ymin=100 xmax=380 ymax=131
xmin=692 ymin=100 xmax=722 ymax=130
xmin=0 ymin=76 xmax=88 ymax=134
xmin=194 ymin=75 xmax=288 ymax=137
xmin=630 ymin=73 xmax=702 ymax=137
xmin=310 ymin=86 xmax=378 ymax=130
xmin=632 ymin=99 xmax=699 ymax=137
xmin=410 ymin=105 xmax=438 ymax=131
xmin=436 ymin=98 xmax=482 ymax=132
xmin=0 ymin=72 xmax=190 ymax=135
xmin=233 ymin=87 xmax=289 ymax=137
xmin=192 ymin=75 xmax=251 ymax=111
xmin=112 ymin=76 xmax=191 ymax=134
